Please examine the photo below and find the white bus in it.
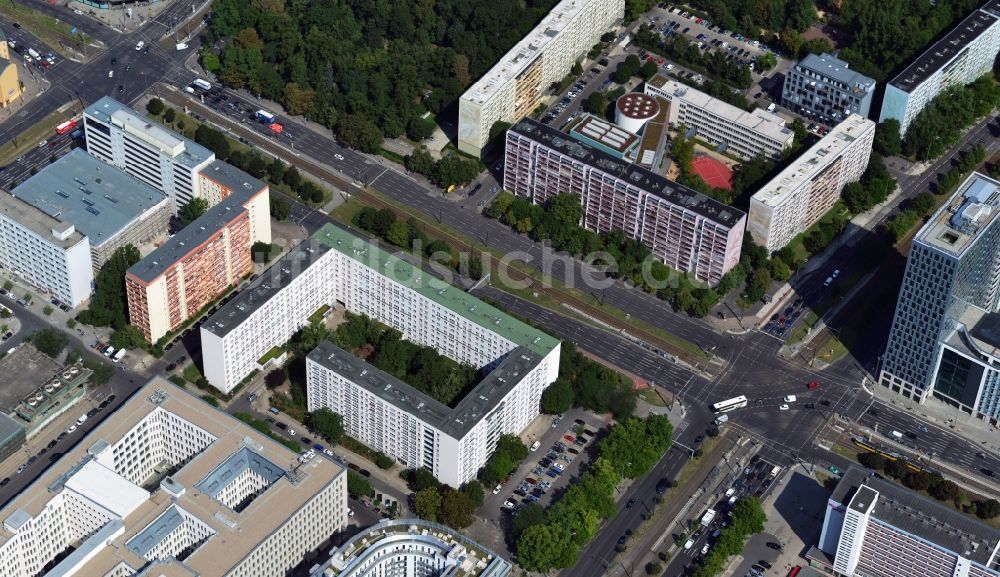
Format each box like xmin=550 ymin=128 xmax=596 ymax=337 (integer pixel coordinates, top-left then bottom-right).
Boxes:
xmin=712 ymin=395 xmax=748 ymax=413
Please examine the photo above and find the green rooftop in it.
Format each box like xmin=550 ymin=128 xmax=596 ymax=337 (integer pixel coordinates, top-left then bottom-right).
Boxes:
xmin=312 ymin=224 xmax=558 ymax=357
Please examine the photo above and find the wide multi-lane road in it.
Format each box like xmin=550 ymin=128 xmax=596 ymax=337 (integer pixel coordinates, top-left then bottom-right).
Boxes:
xmin=4 ymin=0 xmax=999 ymax=495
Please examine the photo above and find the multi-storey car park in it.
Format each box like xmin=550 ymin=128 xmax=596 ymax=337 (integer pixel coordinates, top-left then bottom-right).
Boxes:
xmin=125 ymin=162 xmax=271 ymax=344
xmin=504 ymin=118 xmax=746 ymax=286
xmin=83 ymin=97 xmax=216 ymax=211
xmin=310 ymin=519 xmax=512 ymax=577
xmin=200 ymin=224 xmax=559 ymax=486
xmin=0 ymin=377 xmax=349 ymax=577
xmin=816 ymin=467 xmax=1000 ymax=577
xmin=748 ymin=114 xmax=876 ymax=253
xmin=880 ymin=172 xmax=1000 ymax=423
xmin=643 ymin=75 xmax=795 ymax=160
xmin=780 ymin=53 xmax=876 ymax=127
xmin=879 ymin=0 xmax=1000 ymax=136
xmin=457 ymin=0 xmax=624 ymax=156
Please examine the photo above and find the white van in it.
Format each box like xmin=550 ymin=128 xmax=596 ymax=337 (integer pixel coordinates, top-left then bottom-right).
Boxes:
xmin=76 ymin=414 xmax=88 ymax=426
xmin=890 ymin=430 xmax=904 ymax=440
xmin=714 ymin=414 xmax=729 ymax=425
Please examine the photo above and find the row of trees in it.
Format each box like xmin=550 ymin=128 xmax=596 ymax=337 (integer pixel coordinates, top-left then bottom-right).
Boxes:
xmin=612 ymin=54 xmax=659 ymax=84
xmin=903 ymin=76 xmax=1000 ymax=161
xmin=689 ymin=498 xmax=767 ymax=577
xmin=838 ymin=0 xmax=985 ymax=81
xmin=479 ymin=435 xmax=530 ymax=485
xmin=486 ymin=192 xmax=675 ymax=291
xmin=77 ymin=245 xmax=140 ymax=330
xmin=886 ymin=193 xmax=936 ymax=242
xmin=633 ymin=26 xmax=753 ymax=91
xmin=411 ymin=475 xmax=484 ymax=529
xmin=841 ymin=154 xmax=898 ymax=215
xmin=539 ymin=342 xmax=637 ymax=419
xmin=515 ymin=415 xmax=673 ymax=571
xmin=857 ymin=452 xmax=1000 ymax=519
xmin=685 ymin=0 xmax=816 ymax=36
xmin=352 ymin=206 xmax=484 ymax=280
xmin=206 ymin=0 xmax=565 ymax=151
xmin=298 ymin=312 xmax=479 ymax=407
xmin=404 ymin=148 xmax=483 ymax=189
xmin=192 ymin=123 xmax=327 ymax=205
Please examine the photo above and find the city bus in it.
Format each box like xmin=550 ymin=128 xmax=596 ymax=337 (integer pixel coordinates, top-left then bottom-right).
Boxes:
xmin=55 ymin=119 xmax=77 ymax=135
xmin=712 ymin=395 xmax=748 ymax=413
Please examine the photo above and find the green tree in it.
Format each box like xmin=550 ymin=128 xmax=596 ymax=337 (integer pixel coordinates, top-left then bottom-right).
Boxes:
xmin=347 ymin=471 xmax=373 ymax=498
xmin=309 ymin=407 xmax=344 ymax=444
xmin=756 ymin=52 xmax=777 ymax=71
xmin=374 ymin=452 xmax=395 ymax=469
xmin=517 ymin=524 xmax=577 ymax=571
xmin=489 ymin=121 xmax=513 ymax=142
xmin=179 ymin=198 xmax=210 ymax=226
xmin=337 ymin=115 xmax=384 ymax=153
xmin=109 ymin=325 xmax=147 ymax=349
xmin=270 ymin=196 xmax=291 ymax=220
xmin=571 ymin=61 xmax=583 ymax=76
xmin=407 ymin=117 xmax=437 ymax=141
xmin=586 ymin=91 xmax=607 ymax=116
xmin=163 ymin=107 xmax=176 ymax=124
xmin=439 ymin=487 xmax=476 ymax=528
xmin=386 ymin=220 xmax=412 ymax=247
xmin=874 ymin=119 xmax=902 ymax=157
xmin=78 ymin=245 xmax=140 ymax=329
xmin=640 ymin=59 xmax=658 ymax=80
xmin=540 ymin=378 xmax=574 ymax=413
xmin=252 ymin=241 xmax=279 ymax=263
xmin=146 ymin=98 xmax=164 ymax=116
xmin=513 ymin=502 xmax=547 ymax=536
xmin=30 ymin=329 xmax=69 ymax=358
xmin=414 ymin=487 xmax=442 ymax=522
xmin=645 ymin=562 xmax=663 ymax=575
xmin=976 ymin=499 xmax=1000 ymax=519
xmin=460 ymin=480 xmax=485 ymax=506
xmin=928 ymin=478 xmax=960 ymax=502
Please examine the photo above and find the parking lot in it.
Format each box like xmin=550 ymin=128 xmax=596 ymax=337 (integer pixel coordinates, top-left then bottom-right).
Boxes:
xmin=496 ymin=414 xmax=600 ymax=513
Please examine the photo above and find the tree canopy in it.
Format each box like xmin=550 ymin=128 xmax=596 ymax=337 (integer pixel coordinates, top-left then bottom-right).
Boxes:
xmin=77 ymin=245 xmax=141 ymax=329
xmin=208 ymin=0 xmax=567 ymax=149
xmin=179 ymin=198 xmax=210 ymax=226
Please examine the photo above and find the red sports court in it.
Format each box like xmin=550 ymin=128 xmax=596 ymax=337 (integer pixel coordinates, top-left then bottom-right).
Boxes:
xmin=690 ymin=155 xmax=733 ymax=191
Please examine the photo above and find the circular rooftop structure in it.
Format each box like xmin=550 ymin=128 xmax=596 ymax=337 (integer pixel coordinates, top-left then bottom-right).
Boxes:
xmin=310 ymin=519 xmax=511 ymax=577
xmin=615 ymin=93 xmax=659 ymax=133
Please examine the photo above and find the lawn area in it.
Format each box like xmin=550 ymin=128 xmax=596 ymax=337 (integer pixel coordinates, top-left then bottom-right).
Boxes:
xmin=0 ymin=3 xmax=95 ymax=60
xmin=814 ymin=328 xmax=849 ymax=364
xmin=257 ymin=346 xmax=284 ymax=366
xmin=637 ymin=387 xmax=670 ymax=407
xmin=0 ymin=109 xmax=74 ymax=166
xmin=329 ymin=200 xmax=365 ymax=224
xmin=786 ymin=311 xmax=819 ymax=345
xmin=182 ymin=363 xmax=203 ymax=384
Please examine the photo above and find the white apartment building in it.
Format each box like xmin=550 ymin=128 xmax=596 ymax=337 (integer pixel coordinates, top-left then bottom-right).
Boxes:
xmin=201 ymin=224 xmax=560 ymax=395
xmin=880 ymin=1 xmax=1000 ymax=136
xmin=749 ymin=114 xmax=876 ymax=253
xmin=504 ymin=119 xmax=746 ymax=285
xmin=311 ymin=519 xmax=512 ymax=577
xmin=0 ymin=378 xmax=348 ymax=577
xmin=644 ymin=76 xmax=795 ymax=160
xmin=457 ymin=0 xmax=624 ymax=156
xmin=818 ymin=467 xmax=1000 ymax=577
xmin=83 ymin=96 xmax=216 ymax=210
xmin=10 ymin=149 xmax=173 ymax=271
xmin=0 ymin=193 xmax=93 ymax=307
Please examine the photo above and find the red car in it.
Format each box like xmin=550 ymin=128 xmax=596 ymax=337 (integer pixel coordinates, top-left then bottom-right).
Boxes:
xmin=807 ymin=381 xmax=820 ymax=389
xmin=563 ymin=435 xmax=575 ymax=442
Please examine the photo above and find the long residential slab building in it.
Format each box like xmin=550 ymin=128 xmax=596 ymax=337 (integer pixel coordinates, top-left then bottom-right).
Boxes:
xmin=749 ymin=114 xmax=876 ymax=253
xmin=644 ymin=75 xmax=794 ymax=160
xmin=817 ymin=466 xmax=1000 ymax=577
xmin=504 ymin=118 xmax=746 ymax=285
xmin=125 ymin=161 xmax=271 ymax=344
xmin=0 ymin=378 xmax=348 ymax=577
xmin=83 ymin=97 xmax=216 ymax=211
xmin=879 ymin=0 xmax=1000 ymax=136
xmin=457 ymin=0 xmax=624 ymax=156
xmin=201 ymin=224 xmax=560 ymax=485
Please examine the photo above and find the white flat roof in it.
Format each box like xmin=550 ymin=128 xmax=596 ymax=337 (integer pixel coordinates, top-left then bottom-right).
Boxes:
xmin=751 ymin=114 xmax=875 ymax=208
xmin=63 ymin=460 xmax=149 ymax=519
xmin=462 ymin=0 xmax=596 ymax=105
xmin=646 ymin=76 xmax=793 ymax=144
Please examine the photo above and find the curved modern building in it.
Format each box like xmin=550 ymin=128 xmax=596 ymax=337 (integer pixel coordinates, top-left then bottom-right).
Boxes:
xmin=615 ymin=93 xmax=659 ymax=133
xmin=310 ymin=519 xmax=512 ymax=577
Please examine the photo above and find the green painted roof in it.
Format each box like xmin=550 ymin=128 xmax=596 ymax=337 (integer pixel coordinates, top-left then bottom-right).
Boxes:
xmin=312 ymin=224 xmax=558 ymax=357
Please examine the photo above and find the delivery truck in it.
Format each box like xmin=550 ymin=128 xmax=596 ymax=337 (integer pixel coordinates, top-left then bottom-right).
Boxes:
xmin=256 ymin=110 xmax=277 ymax=124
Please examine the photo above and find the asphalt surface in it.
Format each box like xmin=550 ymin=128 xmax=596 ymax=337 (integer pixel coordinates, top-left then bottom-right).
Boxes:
xmin=1 ymin=3 xmax=998 ymax=571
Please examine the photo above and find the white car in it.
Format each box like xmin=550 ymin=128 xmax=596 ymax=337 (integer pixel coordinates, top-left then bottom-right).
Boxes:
xmin=783 ymin=395 xmax=797 ymax=403
xmin=502 ymin=500 xmax=515 ymax=509
xmin=135 ymin=41 xmax=145 ymax=51
xmin=779 ymin=404 xmax=789 ymax=411
xmin=108 ymin=70 xmax=113 ymax=78
xmin=701 ymin=544 xmax=709 ymax=555
xmin=824 ymin=276 xmax=833 ymax=287
xmin=683 ymin=539 xmax=694 ymax=550
xmin=492 ymin=484 xmax=502 ymax=495
xmin=832 ymin=269 xmax=841 ymax=278
xmin=334 ymin=153 xmax=344 ymax=160
xmin=348 ymin=508 xmax=355 ymax=517
xmin=288 ymin=428 xmax=296 ymax=436
xmin=323 ymin=449 xmax=335 ymax=457
xmin=74 ymin=9 xmax=83 ymax=14
xmin=66 ymin=425 xmax=77 ymax=434
xmin=38 ymin=140 xmax=47 ymax=148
